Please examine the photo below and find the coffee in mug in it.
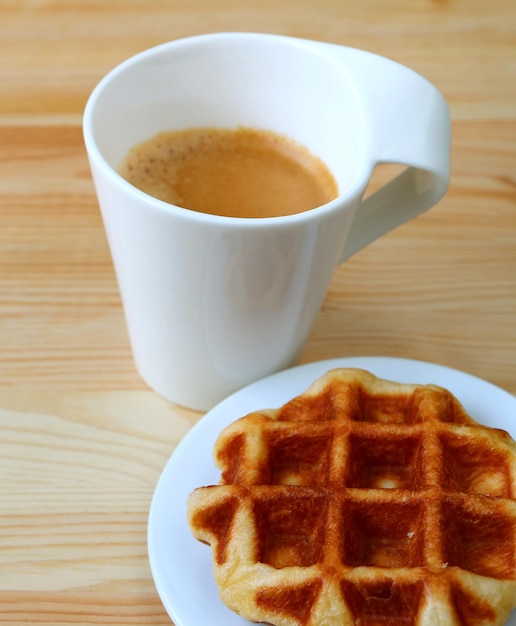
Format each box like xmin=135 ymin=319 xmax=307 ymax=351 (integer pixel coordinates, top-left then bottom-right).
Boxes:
xmin=83 ymin=33 xmax=450 ymax=410
xmin=118 ymin=126 xmax=339 ymax=218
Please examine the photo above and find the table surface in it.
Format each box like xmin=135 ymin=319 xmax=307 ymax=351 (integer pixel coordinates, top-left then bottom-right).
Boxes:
xmin=1 ymin=1 xmax=515 ymax=624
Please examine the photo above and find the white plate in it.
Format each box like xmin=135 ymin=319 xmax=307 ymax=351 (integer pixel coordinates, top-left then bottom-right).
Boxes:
xmin=148 ymin=356 xmax=516 ymax=626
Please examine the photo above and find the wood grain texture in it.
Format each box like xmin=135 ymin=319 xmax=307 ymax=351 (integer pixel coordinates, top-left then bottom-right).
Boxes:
xmin=0 ymin=0 xmax=515 ymax=623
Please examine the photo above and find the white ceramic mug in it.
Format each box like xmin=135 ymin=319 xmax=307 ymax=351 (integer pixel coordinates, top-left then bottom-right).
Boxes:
xmin=83 ymin=32 xmax=450 ymax=411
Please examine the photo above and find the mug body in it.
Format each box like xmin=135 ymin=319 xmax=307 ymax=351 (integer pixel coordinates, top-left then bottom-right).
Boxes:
xmin=84 ymin=33 xmax=370 ymax=410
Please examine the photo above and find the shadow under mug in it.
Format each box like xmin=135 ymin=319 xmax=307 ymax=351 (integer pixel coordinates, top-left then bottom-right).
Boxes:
xmin=83 ymin=32 xmax=451 ymax=411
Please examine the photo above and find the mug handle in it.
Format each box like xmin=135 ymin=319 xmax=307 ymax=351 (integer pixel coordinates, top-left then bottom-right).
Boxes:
xmin=330 ymin=46 xmax=451 ymax=263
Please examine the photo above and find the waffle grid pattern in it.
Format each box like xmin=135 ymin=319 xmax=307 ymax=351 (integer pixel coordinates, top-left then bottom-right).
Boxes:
xmin=188 ymin=369 xmax=516 ymax=626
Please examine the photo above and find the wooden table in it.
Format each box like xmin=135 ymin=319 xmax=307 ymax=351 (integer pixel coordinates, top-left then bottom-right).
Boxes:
xmin=1 ymin=1 xmax=515 ymax=623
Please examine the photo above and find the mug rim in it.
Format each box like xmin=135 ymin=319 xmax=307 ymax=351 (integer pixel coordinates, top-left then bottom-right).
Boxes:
xmin=83 ymin=32 xmax=372 ymax=226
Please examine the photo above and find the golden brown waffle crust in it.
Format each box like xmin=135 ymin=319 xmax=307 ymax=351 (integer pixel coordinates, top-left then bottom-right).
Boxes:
xmin=187 ymin=368 xmax=516 ymax=626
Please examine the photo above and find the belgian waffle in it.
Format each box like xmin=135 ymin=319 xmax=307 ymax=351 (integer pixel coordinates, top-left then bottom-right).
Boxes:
xmin=187 ymin=368 xmax=516 ymax=626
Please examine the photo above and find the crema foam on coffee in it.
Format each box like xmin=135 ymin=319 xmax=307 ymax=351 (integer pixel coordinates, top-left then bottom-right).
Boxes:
xmin=118 ymin=127 xmax=338 ymax=218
